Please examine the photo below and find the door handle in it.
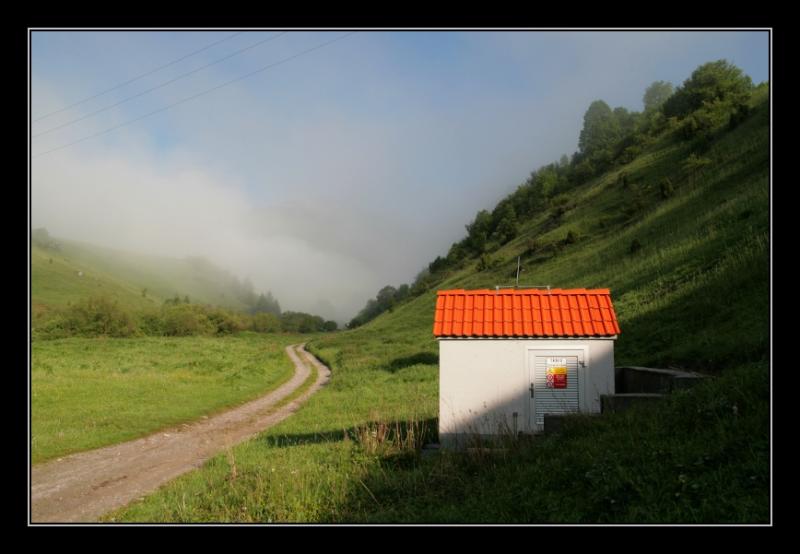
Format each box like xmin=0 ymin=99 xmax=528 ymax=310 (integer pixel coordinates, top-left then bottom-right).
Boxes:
xmin=530 ymin=383 xmax=535 ymax=398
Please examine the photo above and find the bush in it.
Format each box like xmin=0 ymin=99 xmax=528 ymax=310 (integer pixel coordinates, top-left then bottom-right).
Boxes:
xmin=251 ymin=312 xmax=281 ymax=333
xmin=138 ymin=309 xmax=165 ymax=336
xmin=630 ymin=239 xmax=643 ymax=254
xmin=161 ymin=304 xmax=214 ymax=336
xmin=206 ymin=307 xmax=246 ymax=335
xmin=67 ymin=296 xmax=139 ymax=337
xmin=477 ymin=254 xmax=501 ymax=272
xmin=34 ymin=296 xmax=139 ymax=339
xmin=33 ymin=312 xmax=72 ymax=340
xmin=617 ymin=145 xmax=641 ymax=165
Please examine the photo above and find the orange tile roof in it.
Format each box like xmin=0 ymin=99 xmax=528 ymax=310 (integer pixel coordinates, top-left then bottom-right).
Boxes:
xmin=433 ymin=288 xmax=621 ymax=338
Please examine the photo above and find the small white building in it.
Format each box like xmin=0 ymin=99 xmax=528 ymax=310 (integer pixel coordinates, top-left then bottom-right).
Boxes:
xmin=434 ymin=288 xmax=620 ymax=446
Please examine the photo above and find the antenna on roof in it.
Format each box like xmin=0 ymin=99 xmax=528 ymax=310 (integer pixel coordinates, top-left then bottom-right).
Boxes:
xmin=515 ymin=256 xmax=521 ymax=287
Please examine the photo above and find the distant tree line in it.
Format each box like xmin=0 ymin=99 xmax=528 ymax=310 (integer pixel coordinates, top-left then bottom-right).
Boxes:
xmin=32 ymin=295 xmax=338 ymax=339
xmin=347 ymin=60 xmax=759 ymax=328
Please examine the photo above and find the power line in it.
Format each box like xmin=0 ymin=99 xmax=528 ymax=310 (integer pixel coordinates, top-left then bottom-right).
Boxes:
xmin=32 ymin=32 xmax=244 ymax=123
xmin=33 ymin=32 xmax=357 ymax=159
xmin=33 ymin=31 xmax=288 ymax=139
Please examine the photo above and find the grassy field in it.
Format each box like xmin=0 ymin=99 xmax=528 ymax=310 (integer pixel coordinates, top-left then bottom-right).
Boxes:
xmin=31 ymin=333 xmax=306 ymax=464
xmin=104 ymin=88 xmax=769 ymax=523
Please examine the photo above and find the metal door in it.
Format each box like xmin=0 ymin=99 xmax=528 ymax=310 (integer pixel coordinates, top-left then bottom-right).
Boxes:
xmin=529 ymin=351 xmax=581 ymax=430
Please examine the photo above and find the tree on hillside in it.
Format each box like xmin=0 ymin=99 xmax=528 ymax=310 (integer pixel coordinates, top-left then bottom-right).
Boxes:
xmin=643 ymin=81 xmax=674 ymax=111
xmin=32 ymin=227 xmax=61 ymax=251
xmin=347 ymin=283 xmax=415 ymax=329
xmin=465 ymin=210 xmax=493 ymax=254
xmin=613 ymin=107 xmax=639 ymax=135
xmin=579 ymin=100 xmax=624 ymax=161
xmin=32 ymin=227 xmax=50 ymax=245
xmin=239 ymin=277 xmax=257 ymax=307
xmin=493 ymin=203 xmax=519 ymax=244
xmin=662 ymin=60 xmax=753 ymax=119
xmin=376 ymin=285 xmax=398 ymax=312
xmin=396 ymin=284 xmax=410 ymax=302
xmin=251 ymin=291 xmax=281 ymax=316
xmin=536 ymin=167 xmax=560 ymax=200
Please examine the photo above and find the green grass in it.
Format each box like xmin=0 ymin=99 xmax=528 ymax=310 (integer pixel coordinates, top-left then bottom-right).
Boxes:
xmin=31 ymin=333 xmax=306 ymax=464
xmin=108 ymin=91 xmax=769 ymax=523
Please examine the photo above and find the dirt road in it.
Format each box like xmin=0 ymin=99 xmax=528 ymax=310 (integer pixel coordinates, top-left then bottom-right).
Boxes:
xmin=31 ymin=343 xmax=331 ymax=523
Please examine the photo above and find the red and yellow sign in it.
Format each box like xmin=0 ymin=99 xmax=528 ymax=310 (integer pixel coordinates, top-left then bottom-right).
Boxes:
xmin=546 ymin=359 xmax=568 ymax=389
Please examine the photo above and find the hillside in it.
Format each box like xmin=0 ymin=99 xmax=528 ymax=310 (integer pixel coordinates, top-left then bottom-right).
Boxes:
xmin=31 ymin=238 xmax=256 ymax=321
xmin=304 ymin=79 xmax=770 ymax=520
xmin=110 ymin=69 xmax=769 ymax=523
xmin=341 ymin=81 xmax=769 ymax=373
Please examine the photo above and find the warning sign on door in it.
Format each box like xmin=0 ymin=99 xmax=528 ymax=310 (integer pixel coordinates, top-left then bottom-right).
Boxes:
xmin=546 ymin=358 xmax=568 ymax=389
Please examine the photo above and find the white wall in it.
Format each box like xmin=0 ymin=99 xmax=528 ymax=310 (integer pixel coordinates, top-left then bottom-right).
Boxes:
xmin=438 ymin=338 xmax=615 ymax=444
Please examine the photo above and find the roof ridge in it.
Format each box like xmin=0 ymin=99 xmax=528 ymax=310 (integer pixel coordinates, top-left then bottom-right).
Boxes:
xmin=437 ymin=288 xmax=612 ymax=295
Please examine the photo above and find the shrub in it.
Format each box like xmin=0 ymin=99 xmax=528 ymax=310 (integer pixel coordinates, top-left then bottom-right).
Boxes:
xmin=251 ymin=312 xmax=281 ymax=333
xmin=683 ymin=154 xmax=713 ymax=183
xmin=138 ymin=309 xmax=165 ymax=336
xmin=477 ymin=254 xmax=501 ymax=272
xmin=206 ymin=307 xmax=247 ymax=335
xmin=618 ymin=145 xmax=641 ymax=165
xmin=65 ymin=296 xmax=139 ymax=337
xmin=33 ymin=312 xmax=71 ymax=340
xmin=161 ymin=304 xmax=214 ymax=336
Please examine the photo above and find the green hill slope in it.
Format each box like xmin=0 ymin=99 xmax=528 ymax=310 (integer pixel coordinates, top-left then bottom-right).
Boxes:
xmin=304 ymin=81 xmax=769 ymax=520
xmin=32 ymin=238 xmax=253 ymax=322
xmin=326 ymin=82 xmax=768 ymax=373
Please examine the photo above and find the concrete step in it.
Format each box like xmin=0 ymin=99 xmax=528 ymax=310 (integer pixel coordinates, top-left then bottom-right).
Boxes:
xmin=601 ymin=393 xmax=665 ymax=413
xmin=615 ymin=366 xmax=707 ymax=394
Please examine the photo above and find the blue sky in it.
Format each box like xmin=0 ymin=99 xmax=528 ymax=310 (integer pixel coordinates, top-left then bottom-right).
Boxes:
xmin=31 ymin=30 xmax=769 ymax=321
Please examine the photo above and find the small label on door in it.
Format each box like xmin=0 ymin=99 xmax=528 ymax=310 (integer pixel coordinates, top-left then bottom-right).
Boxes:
xmin=546 ymin=358 xmax=568 ymax=389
